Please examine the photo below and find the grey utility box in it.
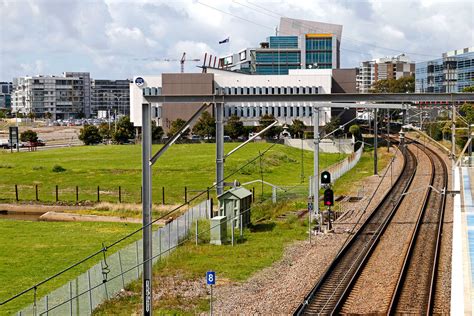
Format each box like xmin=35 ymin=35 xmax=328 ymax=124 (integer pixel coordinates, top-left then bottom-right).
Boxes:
xmin=210 ymin=216 xmax=227 ymax=245
xmin=218 ymin=187 xmax=252 ymax=229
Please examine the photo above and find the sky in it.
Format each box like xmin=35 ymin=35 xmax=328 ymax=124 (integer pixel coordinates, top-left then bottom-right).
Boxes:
xmin=0 ymin=0 xmax=473 ymax=81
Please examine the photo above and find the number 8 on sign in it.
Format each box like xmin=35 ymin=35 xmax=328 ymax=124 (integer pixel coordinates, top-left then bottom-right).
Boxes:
xmin=207 ymin=271 xmax=215 ymax=285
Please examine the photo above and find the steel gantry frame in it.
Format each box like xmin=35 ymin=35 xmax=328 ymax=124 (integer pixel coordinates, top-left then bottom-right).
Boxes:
xmin=140 ymin=91 xmax=474 ymax=314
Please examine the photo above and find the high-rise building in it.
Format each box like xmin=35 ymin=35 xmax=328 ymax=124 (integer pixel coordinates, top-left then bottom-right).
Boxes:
xmin=0 ymin=82 xmax=13 ymax=110
xmin=12 ymin=74 xmax=89 ymax=119
xmin=356 ymin=54 xmax=415 ymax=93
xmin=91 ymin=79 xmax=131 ymax=116
xmin=0 ymin=82 xmax=13 ymax=94
xmin=219 ymin=17 xmax=342 ymax=75
xmin=415 ymin=47 xmax=474 ymax=93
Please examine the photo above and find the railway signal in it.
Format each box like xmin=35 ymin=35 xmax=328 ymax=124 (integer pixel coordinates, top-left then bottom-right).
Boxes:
xmin=324 ymin=188 xmax=334 ymax=206
xmin=321 ymin=171 xmax=331 ymax=184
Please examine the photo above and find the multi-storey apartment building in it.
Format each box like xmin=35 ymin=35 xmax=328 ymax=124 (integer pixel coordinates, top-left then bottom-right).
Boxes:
xmin=91 ymin=79 xmax=131 ymax=116
xmin=356 ymin=54 xmax=415 ymax=93
xmin=415 ymin=47 xmax=474 ymax=93
xmin=12 ymin=74 xmax=88 ymax=119
xmin=219 ymin=17 xmax=342 ymax=75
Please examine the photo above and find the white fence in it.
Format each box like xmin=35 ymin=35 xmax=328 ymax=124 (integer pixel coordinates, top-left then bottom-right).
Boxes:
xmin=17 ymin=200 xmax=211 ymax=316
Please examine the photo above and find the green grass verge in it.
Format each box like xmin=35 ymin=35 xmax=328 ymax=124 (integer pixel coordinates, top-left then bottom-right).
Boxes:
xmin=0 ymin=220 xmax=141 ymax=315
xmin=0 ymin=143 xmax=344 ymax=205
xmin=93 ymin=212 xmax=308 ymax=315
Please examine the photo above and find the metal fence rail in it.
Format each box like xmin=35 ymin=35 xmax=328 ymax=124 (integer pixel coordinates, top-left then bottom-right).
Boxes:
xmin=17 ymin=200 xmax=211 ymax=316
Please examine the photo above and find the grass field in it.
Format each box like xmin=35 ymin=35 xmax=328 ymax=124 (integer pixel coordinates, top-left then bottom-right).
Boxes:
xmin=0 ymin=143 xmax=345 ymax=204
xmin=92 ymin=148 xmax=394 ymax=315
xmin=0 ymin=220 xmax=141 ymax=315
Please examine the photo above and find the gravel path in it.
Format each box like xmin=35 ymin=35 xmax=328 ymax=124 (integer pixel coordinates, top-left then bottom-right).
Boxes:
xmin=341 ymin=144 xmax=432 ymax=314
xmin=213 ymin=148 xmax=405 ymax=314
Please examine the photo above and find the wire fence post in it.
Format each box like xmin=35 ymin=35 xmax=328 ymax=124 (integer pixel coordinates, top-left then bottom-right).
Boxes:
xmin=55 ymin=185 xmax=58 ymax=202
xmin=35 ymin=185 xmax=38 ymax=201
xmin=45 ymin=295 xmax=48 ymax=316
xmin=118 ymin=251 xmax=125 ymax=289
xmin=207 ymin=187 xmax=210 ymax=200
xmin=162 ymin=186 xmax=165 ymax=205
xmin=195 ymin=219 xmax=199 ymax=245
xmin=97 ymin=186 xmax=100 ymax=202
xmin=76 ymin=186 xmax=79 ymax=203
xmin=69 ymin=281 xmax=73 ymax=316
xmin=15 ymin=184 xmax=18 ymax=201
xmin=184 ymin=186 xmax=187 ymax=204
xmin=118 ymin=186 xmax=122 ymax=203
xmin=87 ymin=270 xmax=93 ymax=314
xmin=135 ymin=241 xmax=140 ymax=278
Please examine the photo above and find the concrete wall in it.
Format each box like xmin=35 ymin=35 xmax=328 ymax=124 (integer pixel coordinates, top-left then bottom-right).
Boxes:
xmin=284 ymin=138 xmax=354 ymax=154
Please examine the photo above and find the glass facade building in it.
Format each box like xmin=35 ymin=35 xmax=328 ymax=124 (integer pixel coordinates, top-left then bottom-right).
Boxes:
xmin=218 ymin=18 xmax=341 ymax=75
xmin=416 ymin=48 xmax=474 ymax=93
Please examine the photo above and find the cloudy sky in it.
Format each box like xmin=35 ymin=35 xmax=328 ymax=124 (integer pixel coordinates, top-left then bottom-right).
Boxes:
xmin=0 ymin=0 xmax=473 ymax=81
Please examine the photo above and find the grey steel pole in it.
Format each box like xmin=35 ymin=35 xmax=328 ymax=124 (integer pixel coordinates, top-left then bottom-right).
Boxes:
xmin=374 ymin=108 xmax=378 ymax=175
xmin=142 ymin=103 xmax=153 ymax=316
xmin=216 ymin=103 xmax=224 ymax=196
xmin=387 ymin=109 xmax=390 ymax=152
xmin=313 ymin=106 xmax=320 ymax=231
xmin=452 ymin=99 xmax=456 ymax=161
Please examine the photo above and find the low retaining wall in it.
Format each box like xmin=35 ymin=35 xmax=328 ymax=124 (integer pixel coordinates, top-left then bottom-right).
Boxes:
xmin=284 ymin=138 xmax=354 ymax=154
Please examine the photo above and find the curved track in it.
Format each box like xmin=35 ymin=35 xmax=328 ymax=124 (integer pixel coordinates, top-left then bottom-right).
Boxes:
xmin=388 ymin=142 xmax=448 ymax=314
xmin=294 ymin=144 xmax=417 ymax=315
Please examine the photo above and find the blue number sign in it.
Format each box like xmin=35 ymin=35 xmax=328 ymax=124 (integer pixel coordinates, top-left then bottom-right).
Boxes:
xmin=206 ymin=271 xmax=215 ymax=285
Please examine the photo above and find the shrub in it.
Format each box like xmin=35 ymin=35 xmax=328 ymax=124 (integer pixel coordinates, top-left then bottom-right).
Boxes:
xmin=79 ymin=125 xmax=102 ymax=145
xmin=20 ymin=130 xmax=38 ymax=143
xmin=52 ymin=165 xmax=66 ymax=172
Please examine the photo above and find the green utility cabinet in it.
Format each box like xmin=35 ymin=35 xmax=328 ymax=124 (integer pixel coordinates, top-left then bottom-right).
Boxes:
xmin=218 ymin=187 xmax=252 ymax=228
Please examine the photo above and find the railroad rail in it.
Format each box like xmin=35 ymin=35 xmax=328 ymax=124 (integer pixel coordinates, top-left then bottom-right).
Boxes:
xmin=294 ymin=143 xmax=417 ymax=315
xmin=387 ymin=142 xmax=448 ymax=314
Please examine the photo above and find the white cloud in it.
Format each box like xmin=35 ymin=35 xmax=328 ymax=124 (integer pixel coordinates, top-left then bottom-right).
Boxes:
xmin=0 ymin=0 xmax=472 ymax=80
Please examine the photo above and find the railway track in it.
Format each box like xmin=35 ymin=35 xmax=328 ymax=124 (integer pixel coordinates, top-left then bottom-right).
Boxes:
xmin=388 ymin=142 xmax=448 ymax=314
xmin=294 ymin=140 xmax=449 ymax=315
xmin=294 ymin=143 xmax=417 ymax=315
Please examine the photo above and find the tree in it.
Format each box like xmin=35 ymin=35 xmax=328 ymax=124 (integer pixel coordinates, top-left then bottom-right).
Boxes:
xmin=192 ymin=111 xmax=215 ymax=139
xmin=20 ymin=130 xmax=38 ymax=142
xmin=98 ymin=122 xmax=112 ymax=141
xmin=79 ymin=125 xmax=102 ymax=145
xmin=258 ymin=114 xmax=281 ymax=139
xmin=152 ymin=121 xmax=164 ymax=142
xmin=167 ymin=118 xmax=189 ymax=139
xmin=225 ymin=115 xmax=244 ymax=140
xmin=349 ymin=124 xmax=361 ymax=138
xmin=463 ymin=86 xmax=474 ymax=92
xmin=112 ymin=116 xmax=135 ymax=144
xmin=371 ymin=75 xmax=415 ymax=93
xmin=324 ymin=117 xmax=343 ymax=137
xmin=289 ymin=119 xmax=305 ymax=138
xmin=45 ymin=112 xmax=52 ymax=120
xmin=27 ymin=112 xmax=36 ymax=120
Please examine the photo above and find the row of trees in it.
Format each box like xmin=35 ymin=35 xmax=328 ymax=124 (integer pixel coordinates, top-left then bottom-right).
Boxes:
xmin=79 ymin=116 xmax=136 ymax=145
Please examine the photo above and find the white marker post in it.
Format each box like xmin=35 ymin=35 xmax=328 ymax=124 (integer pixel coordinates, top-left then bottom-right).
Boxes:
xmin=206 ymin=271 xmax=215 ymax=315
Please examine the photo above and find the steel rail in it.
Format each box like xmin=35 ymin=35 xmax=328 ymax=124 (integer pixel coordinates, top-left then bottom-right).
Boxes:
xmin=294 ymin=143 xmax=417 ymax=315
xmin=387 ymin=141 xmax=448 ymax=315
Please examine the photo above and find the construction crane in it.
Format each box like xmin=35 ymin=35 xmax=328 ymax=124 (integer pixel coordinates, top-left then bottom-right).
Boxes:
xmin=135 ymin=52 xmax=200 ymax=73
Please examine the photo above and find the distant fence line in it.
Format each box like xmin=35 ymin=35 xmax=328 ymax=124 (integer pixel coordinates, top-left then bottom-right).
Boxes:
xmin=0 ymin=184 xmax=221 ymax=205
xmin=17 ymin=199 xmax=212 ymax=316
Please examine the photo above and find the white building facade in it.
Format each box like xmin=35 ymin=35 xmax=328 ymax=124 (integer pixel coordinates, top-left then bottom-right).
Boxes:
xmin=130 ymin=68 xmax=333 ymax=128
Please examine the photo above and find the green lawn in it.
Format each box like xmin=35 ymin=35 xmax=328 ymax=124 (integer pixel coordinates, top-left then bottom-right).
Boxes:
xmin=93 ymin=216 xmax=308 ymax=315
xmin=0 ymin=220 xmax=141 ymax=315
xmin=0 ymin=143 xmax=345 ymax=204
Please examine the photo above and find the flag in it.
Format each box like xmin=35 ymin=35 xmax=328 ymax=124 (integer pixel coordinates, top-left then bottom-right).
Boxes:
xmin=219 ymin=37 xmax=230 ymax=44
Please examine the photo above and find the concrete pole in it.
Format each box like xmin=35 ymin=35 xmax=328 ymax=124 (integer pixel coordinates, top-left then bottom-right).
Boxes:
xmin=216 ymin=103 xmax=224 ymax=196
xmin=374 ymin=108 xmax=378 ymax=175
xmin=141 ymin=103 xmax=152 ymax=316
xmin=469 ymin=124 xmax=472 ymax=167
xmin=313 ymin=106 xmax=320 ymax=230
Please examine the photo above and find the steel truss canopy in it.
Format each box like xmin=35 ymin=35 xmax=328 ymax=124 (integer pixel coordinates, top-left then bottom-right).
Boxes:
xmin=143 ymin=91 xmax=474 ymax=108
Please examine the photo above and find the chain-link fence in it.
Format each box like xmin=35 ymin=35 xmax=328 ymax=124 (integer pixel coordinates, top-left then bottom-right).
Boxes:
xmin=17 ymin=200 xmax=211 ymax=316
